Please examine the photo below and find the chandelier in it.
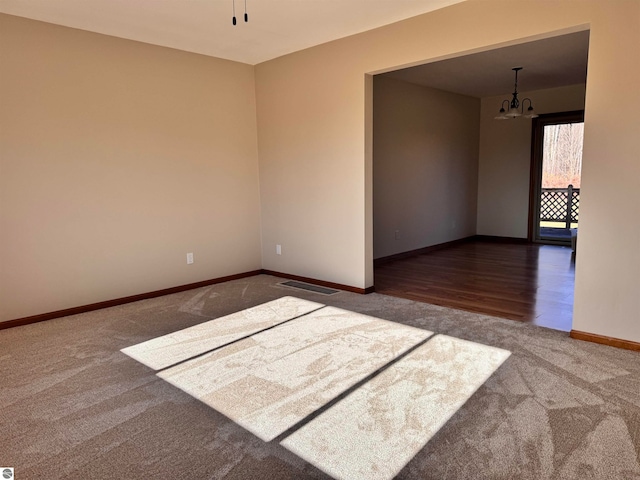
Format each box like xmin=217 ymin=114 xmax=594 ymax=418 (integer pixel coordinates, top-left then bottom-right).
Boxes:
xmin=495 ymin=67 xmax=538 ymax=120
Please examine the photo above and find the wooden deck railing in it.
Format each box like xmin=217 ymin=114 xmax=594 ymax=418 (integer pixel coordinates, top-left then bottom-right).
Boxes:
xmin=540 ymin=184 xmax=580 ymax=229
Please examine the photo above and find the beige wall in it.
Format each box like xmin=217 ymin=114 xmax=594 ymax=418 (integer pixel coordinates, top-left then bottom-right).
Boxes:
xmin=574 ymin=5 xmax=640 ymax=342
xmin=2 ymin=1 xmax=639 ymax=343
xmin=255 ymin=48 xmax=370 ymax=287
xmin=373 ymin=76 xmax=479 ymax=259
xmin=0 ymin=15 xmax=262 ymax=322
xmin=477 ymin=84 xmax=586 ymax=238
xmin=256 ymin=0 xmax=640 ymax=342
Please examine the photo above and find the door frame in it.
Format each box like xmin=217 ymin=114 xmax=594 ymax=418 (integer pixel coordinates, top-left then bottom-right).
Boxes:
xmin=528 ymin=110 xmax=585 ymax=243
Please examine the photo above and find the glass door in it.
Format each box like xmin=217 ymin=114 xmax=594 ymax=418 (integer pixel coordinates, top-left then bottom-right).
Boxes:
xmin=529 ymin=111 xmax=584 ymax=245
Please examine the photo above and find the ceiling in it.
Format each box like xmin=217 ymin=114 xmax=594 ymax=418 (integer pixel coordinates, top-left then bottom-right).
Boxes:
xmin=0 ymin=0 xmax=465 ymax=65
xmin=384 ymin=31 xmax=590 ymax=98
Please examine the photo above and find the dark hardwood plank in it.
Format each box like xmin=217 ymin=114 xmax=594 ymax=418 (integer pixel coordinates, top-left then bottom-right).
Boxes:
xmin=374 ymin=240 xmax=575 ymax=331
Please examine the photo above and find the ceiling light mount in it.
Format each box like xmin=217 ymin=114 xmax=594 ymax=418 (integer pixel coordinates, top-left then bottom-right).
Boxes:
xmin=232 ymin=0 xmax=248 ymax=25
xmin=495 ymin=67 xmax=538 ymax=120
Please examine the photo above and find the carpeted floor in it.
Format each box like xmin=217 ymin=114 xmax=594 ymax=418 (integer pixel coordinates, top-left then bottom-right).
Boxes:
xmin=2 ymin=274 xmax=639 ymax=479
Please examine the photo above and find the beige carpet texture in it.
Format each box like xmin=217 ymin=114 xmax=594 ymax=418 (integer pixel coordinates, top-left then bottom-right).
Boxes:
xmin=121 ymin=296 xmax=324 ymax=371
xmin=155 ymin=304 xmax=435 ymax=443
xmin=2 ymin=274 xmax=640 ymax=479
xmin=123 ymin=297 xmax=509 ymax=477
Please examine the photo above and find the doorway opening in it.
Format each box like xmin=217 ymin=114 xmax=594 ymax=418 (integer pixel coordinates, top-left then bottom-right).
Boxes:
xmin=369 ymin=30 xmax=589 ymax=332
xmin=529 ymin=111 xmax=584 ymax=246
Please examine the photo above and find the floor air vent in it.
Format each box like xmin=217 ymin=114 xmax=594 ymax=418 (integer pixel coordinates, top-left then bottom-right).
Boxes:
xmin=279 ymin=280 xmax=340 ymax=295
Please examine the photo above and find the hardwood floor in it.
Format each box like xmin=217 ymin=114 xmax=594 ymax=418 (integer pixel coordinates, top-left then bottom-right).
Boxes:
xmin=374 ymin=240 xmax=575 ymax=331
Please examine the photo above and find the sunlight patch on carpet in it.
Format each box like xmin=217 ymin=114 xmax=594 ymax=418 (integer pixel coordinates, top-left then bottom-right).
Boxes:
xmin=158 ymin=306 xmax=432 ymax=441
xmin=121 ymin=297 xmax=511 ymax=479
xmin=121 ymin=296 xmax=323 ymax=370
xmin=281 ymin=335 xmax=511 ymax=480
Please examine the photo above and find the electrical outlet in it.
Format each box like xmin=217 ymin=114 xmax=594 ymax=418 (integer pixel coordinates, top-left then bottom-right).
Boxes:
xmin=186 ymin=252 xmax=194 ymax=264
xmin=395 ymin=230 xmax=400 ymax=240
xmin=276 ymin=244 xmax=282 ymax=255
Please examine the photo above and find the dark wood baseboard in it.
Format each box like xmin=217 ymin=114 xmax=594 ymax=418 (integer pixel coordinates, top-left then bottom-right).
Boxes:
xmin=374 ymin=236 xmax=475 ymax=266
xmin=262 ymin=270 xmax=374 ymax=294
xmin=473 ymin=235 xmax=530 ymax=244
xmin=1 ymin=268 xmax=374 ymax=330
xmin=0 ymin=270 xmax=262 ymax=331
xmin=570 ymin=330 xmax=640 ymax=352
